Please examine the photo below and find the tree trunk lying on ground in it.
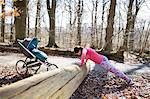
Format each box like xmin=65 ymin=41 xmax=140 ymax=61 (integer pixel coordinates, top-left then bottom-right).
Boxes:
xmin=0 ymin=64 xmax=90 ymax=99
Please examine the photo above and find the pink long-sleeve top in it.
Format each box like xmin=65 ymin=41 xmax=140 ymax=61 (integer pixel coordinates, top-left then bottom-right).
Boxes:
xmin=80 ymin=48 xmax=104 ymax=66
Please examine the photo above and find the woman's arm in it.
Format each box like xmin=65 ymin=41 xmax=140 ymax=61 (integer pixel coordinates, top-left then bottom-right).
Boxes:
xmin=80 ymin=48 xmax=87 ymax=66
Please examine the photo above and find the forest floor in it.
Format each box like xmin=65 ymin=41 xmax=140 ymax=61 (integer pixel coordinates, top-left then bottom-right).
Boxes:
xmin=0 ymin=52 xmax=149 ymax=99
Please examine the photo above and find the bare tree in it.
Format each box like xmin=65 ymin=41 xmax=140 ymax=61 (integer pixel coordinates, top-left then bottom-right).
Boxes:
xmin=91 ymin=0 xmax=95 ymax=47
xmin=123 ymin=0 xmax=145 ymax=51
xmin=117 ymin=3 xmax=121 ymax=49
xmin=129 ymin=0 xmax=145 ymax=51
xmin=139 ymin=22 xmax=150 ymax=55
xmin=99 ymin=0 xmax=108 ymax=49
xmin=123 ymin=0 xmax=134 ymax=51
xmin=137 ymin=20 xmax=146 ymax=52
xmin=94 ymin=0 xmax=98 ymax=48
xmin=117 ymin=1 xmax=124 ymax=50
xmin=27 ymin=0 xmax=30 ymax=37
xmin=46 ymin=0 xmax=57 ymax=47
xmin=35 ymin=0 xmax=41 ymax=37
xmin=1 ymin=0 xmax=5 ymax=42
xmin=105 ymin=0 xmax=116 ymax=52
xmin=67 ymin=0 xmax=77 ymax=48
xmin=90 ymin=0 xmax=99 ymax=48
xmin=76 ymin=0 xmax=83 ymax=46
xmin=68 ymin=0 xmax=72 ymax=30
xmin=10 ymin=4 xmax=14 ymax=42
xmin=69 ymin=0 xmax=72 ymax=48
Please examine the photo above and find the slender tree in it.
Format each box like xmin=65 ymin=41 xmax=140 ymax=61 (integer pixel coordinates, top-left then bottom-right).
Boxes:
xmin=35 ymin=0 xmax=41 ymax=37
xmin=139 ymin=22 xmax=150 ymax=55
xmin=137 ymin=20 xmax=146 ymax=53
xmin=10 ymin=6 xmax=14 ymax=42
xmin=91 ymin=0 xmax=99 ymax=48
xmin=68 ymin=0 xmax=76 ymax=48
xmin=94 ymin=0 xmax=98 ymax=48
xmin=100 ymin=0 xmax=108 ymax=49
xmin=27 ymin=0 xmax=30 ymax=37
xmin=129 ymin=0 xmax=145 ymax=51
xmin=1 ymin=0 xmax=5 ymax=42
xmin=117 ymin=1 xmax=124 ymax=50
xmin=105 ymin=0 xmax=116 ymax=52
xmin=91 ymin=0 xmax=95 ymax=47
xmin=69 ymin=0 xmax=72 ymax=47
xmin=123 ymin=0 xmax=134 ymax=51
xmin=68 ymin=0 xmax=72 ymax=30
xmin=76 ymin=0 xmax=83 ymax=46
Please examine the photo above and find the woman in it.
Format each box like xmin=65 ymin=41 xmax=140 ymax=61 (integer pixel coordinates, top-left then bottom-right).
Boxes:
xmin=74 ymin=46 xmax=134 ymax=85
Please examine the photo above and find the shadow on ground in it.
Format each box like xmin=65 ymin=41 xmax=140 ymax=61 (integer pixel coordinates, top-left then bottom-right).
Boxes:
xmin=125 ymin=63 xmax=150 ymax=75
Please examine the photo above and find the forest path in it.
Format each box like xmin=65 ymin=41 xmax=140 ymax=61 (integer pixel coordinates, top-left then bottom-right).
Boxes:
xmin=0 ymin=52 xmax=149 ymax=74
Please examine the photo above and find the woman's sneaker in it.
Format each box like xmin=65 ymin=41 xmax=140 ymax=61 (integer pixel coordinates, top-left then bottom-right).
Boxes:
xmin=128 ymin=79 xmax=134 ymax=86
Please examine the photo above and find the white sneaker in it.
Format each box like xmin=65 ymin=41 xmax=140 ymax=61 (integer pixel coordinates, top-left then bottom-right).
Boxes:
xmin=128 ymin=79 xmax=134 ymax=86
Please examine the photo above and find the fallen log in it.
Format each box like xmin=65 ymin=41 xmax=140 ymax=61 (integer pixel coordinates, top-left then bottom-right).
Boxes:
xmin=0 ymin=64 xmax=90 ymax=99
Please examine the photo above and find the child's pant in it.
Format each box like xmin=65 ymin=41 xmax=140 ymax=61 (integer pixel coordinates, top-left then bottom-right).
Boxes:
xmin=99 ymin=56 xmax=131 ymax=83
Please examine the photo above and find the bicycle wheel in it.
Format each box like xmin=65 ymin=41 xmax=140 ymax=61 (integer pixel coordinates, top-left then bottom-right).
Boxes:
xmin=47 ymin=64 xmax=58 ymax=71
xmin=16 ymin=60 xmax=28 ymax=75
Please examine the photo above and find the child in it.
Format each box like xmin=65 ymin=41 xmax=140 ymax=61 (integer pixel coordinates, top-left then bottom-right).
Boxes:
xmin=74 ymin=46 xmax=134 ymax=85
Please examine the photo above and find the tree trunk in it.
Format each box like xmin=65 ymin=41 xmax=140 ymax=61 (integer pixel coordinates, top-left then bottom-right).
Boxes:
xmin=91 ymin=0 xmax=98 ymax=48
xmin=138 ymin=21 xmax=146 ymax=53
xmin=46 ymin=0 xmax=57 ymax=47
xmin=100 ymin=0 xmax=107 ymax=49
xmin=68 ymin=0 xmax=73 ymax=48
xmin=14 ymin=0 xmax=27 ymax=40
xmin=129 ymin=0 xmax=141 ymax=51
xmin=139 ymin=23 xmax=150 ymax=55
xmin=94 ymin=0 xmax=98 ymax=48
xmin=105 ymin=0 xmax=116 ymax=52
xmin=10 ymin=13 xmax=14 ymax=42
xmin=35 ymin=0 xmax=41 ymax=37
xmin=27 ymin=0 xmax=30 ymax=37
xmin=123 ymin=0 xmax=134 ymax=51
xmin=1 ymin=0 xmax=5 ymax=42
xmin=117 ymin=10 xmax=121 ymax=49
xmin=77 ymin=0 xmax=83 ymax=46
xmin=91 ymin=0 xmax=94 ymax=47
